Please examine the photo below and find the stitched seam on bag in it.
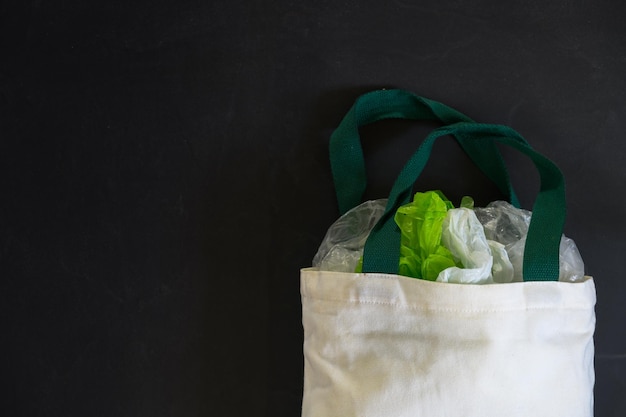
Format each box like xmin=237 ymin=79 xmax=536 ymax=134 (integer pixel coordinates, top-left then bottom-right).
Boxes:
xmin=302 ymin=294 xmax=592 ymax=312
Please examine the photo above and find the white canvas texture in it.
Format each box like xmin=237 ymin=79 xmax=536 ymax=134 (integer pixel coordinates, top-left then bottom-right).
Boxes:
xmin=301 ymin=268 xmax=596 ymax=417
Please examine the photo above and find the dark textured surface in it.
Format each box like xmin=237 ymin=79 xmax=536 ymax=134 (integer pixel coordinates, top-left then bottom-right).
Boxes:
xmin=1 ymin=1 xmax=625 ymax=416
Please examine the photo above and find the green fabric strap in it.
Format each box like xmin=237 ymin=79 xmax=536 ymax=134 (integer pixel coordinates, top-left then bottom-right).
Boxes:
xmin=362 ymin=122 xmax=565 ymax=282
xmin=329 ymin=89 xmax=521 ymax=215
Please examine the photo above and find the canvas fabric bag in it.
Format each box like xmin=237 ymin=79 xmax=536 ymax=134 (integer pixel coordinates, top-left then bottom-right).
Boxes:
xmin=301 ymin=90 xmax=596 ymax=417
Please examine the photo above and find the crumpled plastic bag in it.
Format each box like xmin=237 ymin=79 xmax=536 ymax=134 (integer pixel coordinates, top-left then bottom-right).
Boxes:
xmin=394 ymin=191 xmax=458 ymax=280
xmin=438 ymin=208 xmax=514 ymax=284
xmin=313 ymin=195 xmax=584 ymax=284
xmin=474 ymin=201 xmax=585 ymax=282
xmin=312 ymin=199 xmax=387 ymax=272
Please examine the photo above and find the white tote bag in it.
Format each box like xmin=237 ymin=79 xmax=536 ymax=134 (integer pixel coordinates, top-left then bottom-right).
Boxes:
xmin=301 ymin=270 xmax=595 ymax=417
xmin=301 ymin=90 xmax=596 ymax=417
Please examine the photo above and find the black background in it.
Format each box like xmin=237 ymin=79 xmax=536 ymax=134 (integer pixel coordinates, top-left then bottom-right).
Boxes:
xmin=1 ymin=1 xmax=625 ymax=416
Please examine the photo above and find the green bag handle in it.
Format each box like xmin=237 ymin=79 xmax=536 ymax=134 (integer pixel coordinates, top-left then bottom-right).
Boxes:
xmin=362 ymin=122 xmax=565 ymax=282
xmin=329 ymin=89 xmax=522 ymax=215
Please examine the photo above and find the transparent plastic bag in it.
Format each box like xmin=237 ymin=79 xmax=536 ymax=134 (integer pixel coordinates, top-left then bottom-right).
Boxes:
xmin=313 ymin=192 xmax=515 ymax=284
xmin=474 ymin=201 xmax=585 ymax=282
xmin=313 ymin=198 xmax=584 ymax=283
xmin=312 ymin=199 xmax=387 ymax=272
